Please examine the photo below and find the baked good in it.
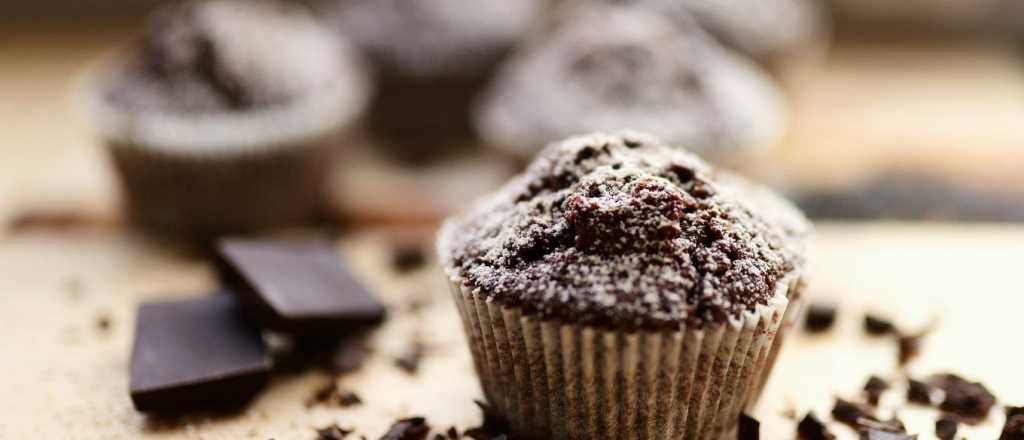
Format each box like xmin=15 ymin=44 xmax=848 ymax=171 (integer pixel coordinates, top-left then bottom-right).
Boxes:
xmin=84 ymin=0 xmax=370 ymax=237
xmin=475 ymin=5 xmax=786 ymax=162
xmin=438 ymin=131 xmax=811 ymax=439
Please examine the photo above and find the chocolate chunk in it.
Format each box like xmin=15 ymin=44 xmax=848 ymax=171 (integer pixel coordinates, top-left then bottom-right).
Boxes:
xmin=907 ymin=379 xmax=936 ymax=406
xmin=859 ymin=429 xmax=916 ymax=440
xmin=833 ymin=398 xmax=878 ymax=428
xmin=930 ymin=373 xmax=997 ymax=422
xmin=395 ymin=342 xmax=425 ymax=374
xmin=217 ymin=239 xmax=386 ymax=333
xmin=858 ymin=417 xmax=907 ymax=435
xmin=864 ymin=314 xmax=895 ymax=336
xmin=130 ymin=294 xmax=271 ymax=412
xmin=464 ymin=400 xmax=511 ymax=440
xmin=1001 ymin=407 xmax=1024 ymax=440
xmin=391 ymin=243 xmax=426 ymax=273
xmin=897 ymin=333 xmax=923 ymax=366
xmin=316 ymin=423 xmax=354 ymax=440
xmin=446 ymin=427 xmax=459 ymax=439
xmin=935 ymin=416 xmax=958 ymax=440
xmin=798 ymin=412 xmax=836 ymax=440
xmin=863 ymin=376 xmax=890 ymax=406
xmin=738 ymin=413 xmax=760 ymax=440
xmin=379 ymin=417 xmax=430 ymax=440
xmin=804 ymin=303 xmax=837 ymax=333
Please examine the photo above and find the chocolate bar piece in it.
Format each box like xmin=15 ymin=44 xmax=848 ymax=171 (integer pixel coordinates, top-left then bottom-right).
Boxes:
xmin=217 ymin=238 xmax=386 ymax=333
xmin=130 ymin=294 xmax=270 ymax=411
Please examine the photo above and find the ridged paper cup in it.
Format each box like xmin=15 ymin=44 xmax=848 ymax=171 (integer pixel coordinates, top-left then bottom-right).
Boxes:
xmin=79 ymin=55 xmax=369 ymax=238
xmin=447 ymin=273 xmax=804 ymax=440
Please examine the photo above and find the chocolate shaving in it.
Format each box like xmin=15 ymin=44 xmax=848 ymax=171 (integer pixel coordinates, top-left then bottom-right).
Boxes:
xmin=1001 ymin=406 xmax=1024 ymax=440
xmin=379 ymin=417 xmax=430 ymax=440
xmin=316 ymin=423 xmax=354 ymax=440
xmin=804 ymin=303 xmax=837 ymax=333
xmin=907 ymin=379 xmax=936 ymax=406
xmin=798 ymin=412 xmax=836 ymax=440
xmin=897 ymin=333 xmax=923 ymax=366
xmin=935 ymin=415 xmax=958 ymax=440
xmin=738 ymin=413 xmax=760 ymax=440
xmin=863 ymin=376 xmax=889 ymax=406
xmin=832 ymin=398 xmax=878 ymax=428
xmin=930 ymin=373 xmax=996 ymax=423
xmin=864 ymin=314 xmax=895 ymax=336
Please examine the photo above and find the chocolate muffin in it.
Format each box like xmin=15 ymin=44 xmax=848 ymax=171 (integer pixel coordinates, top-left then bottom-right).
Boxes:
xmin=610 ymin=0 xmax=828 ymax=68
xmin=438 ymin=131 xmax=811 ymax=439
xmin=84 ymin=0 xmax=370 ymax=237
xmin=327 ymin=0 xmax=544 ymax=159
xmin=475 ymin=5 xmax=787 ymax=162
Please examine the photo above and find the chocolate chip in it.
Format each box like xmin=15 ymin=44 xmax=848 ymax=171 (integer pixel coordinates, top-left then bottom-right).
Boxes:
xmin=804 ymin=303 xmax=837 ymax=333
xmin=391 ymin=243 xmax=426 ymax=273
xmin=316 ymin=423 xmax=353 ymax=440
xmin=832 ymin=398 xmax=878 ymax=428
xmin=930 ymin=373 xmax=997 ymax=423
xmin=935 ymin=416 xmax=958 ymax=440
xmin=129 ymin=294 xmax=271 ymax=412
xmin=216 ymin=238 xmax=386 ymax=333
xmin=379 ymin=417 xmax=430 ymax=440
xmin=907 ymin=379 xmax=936 ymax=406
xmin=1001 ymin=406 xmax=1024 ymax=440
xmin=897 ymin=333 xmax=923 ymax=366
xmin=864 ymin=314 xmax=895 ymax=336
xmin=863 ymin=376 xmax=890 ymax=406
xmin=395 ymin=342 xmax=425 ymax=374
xmin=738 ymin=413 xmax=760 ymax=440
xmin=446 ymin=427 xmax=459 ymax=439
xmin=798 ymin=412 xmax=836 ymax=440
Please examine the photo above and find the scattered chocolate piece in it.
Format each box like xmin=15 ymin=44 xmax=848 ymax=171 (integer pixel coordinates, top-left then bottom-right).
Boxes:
xmin=798 ymin=412 xmax=836 ymax=440
xmin=217 ymin=239 xmax=386 ymax=333
xmin=859 ymin=428 xmax=916 ymax=440
xmin=738 ymin=413 xmax=760 ymax=440
xmin=316 ymin=423 xmax=354 ymax=440
xmin=1001 ymin=406 xmax=1024 ymax=440
xmin=464 ymin=401 xmax=511 ymax=440
xmin=391 ymin=243 xmax=427 ymax=273
xmin=858 ymin=417 xmax=907 ymax=434
xmin=864 ymin=376 xmax=890 ymax=406
xmin=833 ymin=398 xmax=879 ymax=428
xmin=935 ymin=416 xmax=958 ymax=440
xmin=130 ymin=294 xmax=271 ymax=412
xmin=96 ymin=313 xmax=113 ymax=332
xmin=897 ymin=333 xmax=923 ymax=366
xmin=379 ymin=417 xmax=430 ymax=440
xmin=805 ymin=303 xmax=837 ymax=333
xmin=864 ymin=314 xmax=896 ymax=336
xmin=907 ymin=379 xmax=936 ymax=406
xmin=395 ymin=342 xmax=425 ymax=374
xmin=930 ymin=373 xmax=997 ymax=423
xmin=446 ymin=427 xmax=459 ymax=439
xmin=306 ymin=380 xmax=362 ymax=408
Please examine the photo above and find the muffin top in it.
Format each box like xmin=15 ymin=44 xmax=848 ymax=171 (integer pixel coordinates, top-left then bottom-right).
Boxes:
xmin=438 ymin=132 xmax=811 ymax=331
xmin=104 ymin=0 xmax=364 ymax=113
xmin=475 ymin=5 xmax=785 ymax=159
xmin=591 ymin=0 xmax=826 ymax=63
xmin=330 ymin=0 xmax=542 ymax=78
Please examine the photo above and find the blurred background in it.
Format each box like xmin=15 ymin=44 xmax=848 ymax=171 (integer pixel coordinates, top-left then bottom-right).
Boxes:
xmin=2 ymin=0 xmax=1024 ymax=237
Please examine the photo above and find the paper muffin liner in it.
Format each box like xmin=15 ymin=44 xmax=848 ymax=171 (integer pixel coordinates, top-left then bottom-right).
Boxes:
xmin=448 ymin=274 xmax=803 ymax=440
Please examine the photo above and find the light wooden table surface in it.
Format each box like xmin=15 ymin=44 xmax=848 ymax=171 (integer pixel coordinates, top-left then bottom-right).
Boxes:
xmin=2 ymin=21 xmax=1024 ymax=440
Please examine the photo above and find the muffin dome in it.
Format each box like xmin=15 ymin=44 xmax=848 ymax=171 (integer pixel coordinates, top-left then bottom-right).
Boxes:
xmin=104 ymin=0 xmax=365 ymax=113
xmin=475 ymin=5 xmax=786 ymax=160
xmin=439 ymin=132 xmax=811 ymax=331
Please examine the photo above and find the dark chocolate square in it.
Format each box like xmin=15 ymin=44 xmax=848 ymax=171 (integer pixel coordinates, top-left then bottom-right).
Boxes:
xmin=217 ymin=238 xmax=386 ymax=333
xmin=130 ymin=294 xmax=270 ymax=411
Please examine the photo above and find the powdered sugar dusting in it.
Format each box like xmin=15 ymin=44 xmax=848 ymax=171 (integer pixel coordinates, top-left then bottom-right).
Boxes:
xmin=439 ymin=131 xmax=810 ymax=330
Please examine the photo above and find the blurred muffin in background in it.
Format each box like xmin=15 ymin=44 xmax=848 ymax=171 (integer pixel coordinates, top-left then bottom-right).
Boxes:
xmin=325 ymin=0 xmax=544 ymax=161
xmin=475 ymin=4 xmax=787 ymax=164
xmin=84 ymin=0 xmax=371 ymax=239
xmin=582 ymin=0 xmax=829 ymax=71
